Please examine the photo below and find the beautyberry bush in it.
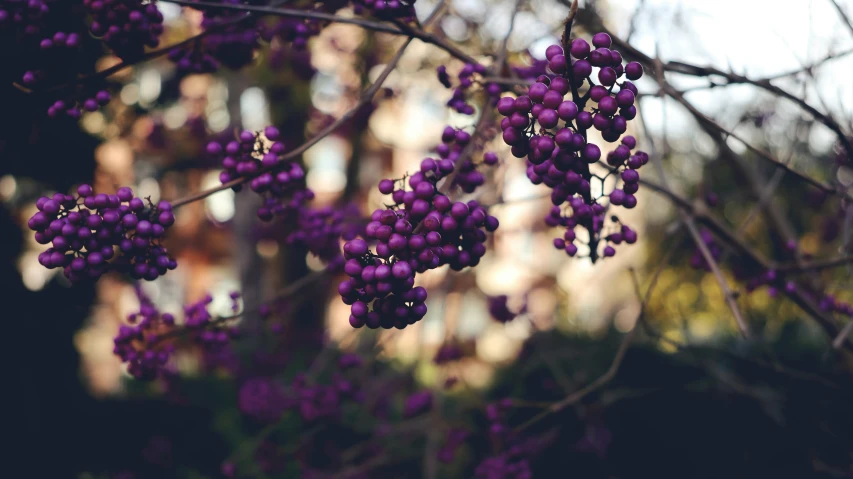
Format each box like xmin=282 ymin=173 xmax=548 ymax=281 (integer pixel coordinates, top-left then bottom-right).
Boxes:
xmin=8 ymin=0 xmax=853 ymax=477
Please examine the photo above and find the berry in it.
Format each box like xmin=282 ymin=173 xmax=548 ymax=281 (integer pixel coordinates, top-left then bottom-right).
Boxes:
xmin=625 ymin=61 xmax=644 ymax=80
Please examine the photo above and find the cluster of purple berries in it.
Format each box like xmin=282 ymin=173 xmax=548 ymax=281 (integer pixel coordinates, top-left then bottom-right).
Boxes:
xmin=438 ymin=63 xmax=501 ymax=115
xmin=113 ymin=288 xmax=175 ymax=380
xmin=46 ymin=90 xmax=111 ymax=118
xmin=114 ymin=291 xmax=239 ymax=380
xmin=339 ymin=233 xmax=430 ymax=330
xmin=207 ymin=126 xmax=314 ymax=221
xmin=84 ymin=0 xmax=164 ymax=61
xmin=339 ymin=141 xmax=500 ymax=329
xmin=28 ymin=185 xmax=177 ymax=282
xmin=497 ymin=33 xmax=647 ymax=260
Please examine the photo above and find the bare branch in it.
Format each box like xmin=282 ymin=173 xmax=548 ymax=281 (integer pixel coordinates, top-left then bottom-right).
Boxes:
xmin=170 ymin=36 xmax=415 ymax=209
xmin=163 ymin=0 xmax=485 ymax=66
xmin=514 ymin=229 xmax=677 ymax=433
xmin=828 ymin=0 xmax=853 ymax=39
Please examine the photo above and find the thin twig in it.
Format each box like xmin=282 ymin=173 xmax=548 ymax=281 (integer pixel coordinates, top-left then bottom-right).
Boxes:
xmin=437 ymin=108 xmax=493 ymax=196
xmin=632 ymin=174 xmax=852 ymax=350
xmin=169 ymin=0 xmax=461 ymax=209
xmin=682 ymin=213 xmax=750 ymax=336
xmin=152 ymin=271 xmax=325 ymax=343
xmin=514 ymin=231 xmax=675 ymax=433
xmin=495 ymin=0 xmax=525 ymax=73
xmin=832 ymin=319 xmax=853 ymax=350
xmin=590 ymin=26 xmax=853 ymax=195
xmin=776 ymin=255 xmax=853 ymax=273
xmin=162 ymin=0 xmax=483 ymax=65
xmin=29 ymin=0 xmax=287 ymax=94
xmin=645 ymin=54 xmax=751 ymax=337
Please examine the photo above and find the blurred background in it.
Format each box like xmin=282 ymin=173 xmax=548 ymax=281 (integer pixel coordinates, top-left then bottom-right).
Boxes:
xmin=5 ymin=0 xmax=853 ymax=477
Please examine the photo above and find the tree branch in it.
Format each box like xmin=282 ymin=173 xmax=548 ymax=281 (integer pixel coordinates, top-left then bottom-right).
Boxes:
xmin=170 ymin=36 xmax=414 ymax=208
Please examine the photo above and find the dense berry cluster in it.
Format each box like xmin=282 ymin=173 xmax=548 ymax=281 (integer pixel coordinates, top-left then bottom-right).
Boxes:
xmin=113 ymin=290 xmax=240 ymax=380
xmin=84 ymin=0 xmax=164 ymax=61
xmin=339 ymin=234 xmax=429 ymax=330
xmin=338 ymin=135 xmax=500 ymax=329
xmin=497 ymin=33 xmax=647 ymax=260
xmin=28 ymin=185 xmax=177 ymax=282
xmin=208 ymin=126 xmax=313 ymax=221
xmin=438 ymin=63 xmax=501 ymax=115
xmin=113 ymin=287 xmax=175 ymax=380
